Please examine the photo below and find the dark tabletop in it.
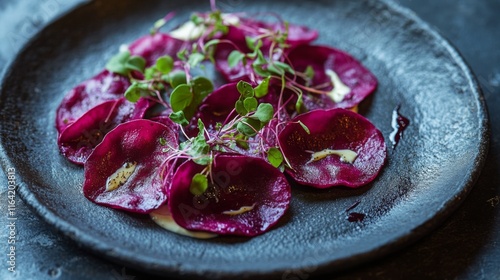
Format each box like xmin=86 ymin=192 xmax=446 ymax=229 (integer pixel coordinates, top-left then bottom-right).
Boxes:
xmin=0 ymin=0 xmax=499 ymax=279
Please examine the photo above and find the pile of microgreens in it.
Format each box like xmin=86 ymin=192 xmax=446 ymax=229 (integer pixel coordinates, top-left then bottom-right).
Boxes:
xmin=104 ymin=7 xmax=328 ymax=195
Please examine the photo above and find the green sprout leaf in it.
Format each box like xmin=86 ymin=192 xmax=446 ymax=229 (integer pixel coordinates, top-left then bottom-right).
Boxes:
xmin=191 ymin=76 xmax=214 ymax=97
xmin=170 ymin=84 xmax=193 ymax=112
xmin=151 ymin=18 xmax=167 ymax=34
xmin=254 ymin=49 xmax=267 ymax=65
xmin=156 ymin=55 xmax=174 ymax=74
xmin=235 ymin=134 xmax=249 ymax=150
xmin=124 ymin=82 xmax=151 ymax=102
xmin=188 ymin=53 xmax=205 ymax=68
xmin=106 ymin=51 xmax=131 ymax=76
xmin=304 ymin=65 xmax=315 ymax=80
xmin=245 ymin=36 xmax=256 ymax=51
xmin=191 ymin=119 xmax=210 ymax=155
xmin=298 ymin=120 xmax=310 ymax=134
xmin=144 ymin=66 xmax=158 ymax=80
xmin=267 ymin=147 xmax=284 ymax=168
xmin=268 ymin=61 xmax=295 ymax=76
xmin=106 ymin=51 xmax=147 ymax=76
xmin=243 ymin=97 xmax=258 ymax=112
xmin=169 ymin=111 xmax=189 ymax=126
xmin=253 ymin=64 xmax=271 ymax=78
xmin=245 ymin=37 xmax=263 ymax=52
xmin=252 ymin=103 xmax=274 ymax=124
xmin=254 ymin=76 xmax=270 ymax=98
xmin=237 ymin=80 xmax=254 ymax=98
xmin=295 ymin=90 xmax=307 ymax=114
xmin=204 ymin=39 xmax=220 ymax=51
xmin=126 ymin=56 xmax=146 ymax=73
xmin=237 ymin=118 xmax=262 ymax=137
xmin=190 ymin=173 xmax=208 ymax=196
xmin=165 ymin=71 xmax=187 ymax=88
xmin=159 ymin=137 xmax=167 ymax=146
xmin=182 ymin=76 xmax=214 ymax=121
xmin=177 ymin=49 xmax=187 ymax=61
xmin=235 ymin=100 xmax=248 ymax=116
xmin=228 ymin=50 xmax=246 ymax=68
xmin=190 ymin=14 xmax=204 ymax=25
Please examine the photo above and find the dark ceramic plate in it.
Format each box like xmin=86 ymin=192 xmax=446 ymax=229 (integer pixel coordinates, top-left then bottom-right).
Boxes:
xmin=0 ymin=0 xmax=489 ymax=279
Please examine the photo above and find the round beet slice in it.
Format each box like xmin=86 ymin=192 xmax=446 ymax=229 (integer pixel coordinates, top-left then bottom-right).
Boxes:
xmin=278 ymin=109 xmax=386 ymax=188
xmin=129 ymin=32 xmax=186 ymax=66
xmin=83 ymin=119 xmax=179 ymax=213
xmin=58 ymin=98 xmax=150 ymax=165
xmin=186 ymin=83 xmax=240 ymax=137
xmin=287 ymin=45 xmax=378 ymax=110
xmin=214 ymin=19 xmax=318 ymax=83
xmin=56 ymin=70 xmax=130 ymax=133
xmin=169 ymin=154 xmax=291 ymax=236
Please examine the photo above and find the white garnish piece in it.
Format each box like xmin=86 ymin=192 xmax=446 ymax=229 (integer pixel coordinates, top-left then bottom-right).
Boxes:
xmin=170 ymin=21 xmax=206 ymax=41
xmin=119 ymin=44 xmax=129 ymax=53
xmin=222 ymin=13 xmax=240 ymax=26
xmin=105 ymin=162 xmax=137 ymax=191
xmin=170 ymin=14 xmax=240 ymax=41
xmin=326 ymin=69 xmax=351 ymax=103
xmin=150 ymin=205 xmax=217 ymax=239
xmin=222 ymin=203 xmax=256 ymax=216
xmin=307 ymin=149 xmax=358 ymax=164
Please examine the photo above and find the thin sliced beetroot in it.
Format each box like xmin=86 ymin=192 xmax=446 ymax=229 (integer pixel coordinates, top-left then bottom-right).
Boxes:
xmin=187 ymin=83 xmax=240 ymax=137
xmin=169 ymin=154 xmax=291 ymax=236
xmin=278 ymin=109 xmax=386 ymax=188
xmin=58 ymin=98 xmax=150 ymax=165
xmin=287 ymin=45 xmax=378 ymax=110
xmin=214 ymin=19 xmax=318 ymax=83
xmin=224 ymin=18 xmax=318 ymax=51
xmin=83 ymin=119 xmax=179 ymax=213
xmin=56 ymin=70 xmax=130 ymax=133
xmin=129 ymin=32 xmax=186 ymax=66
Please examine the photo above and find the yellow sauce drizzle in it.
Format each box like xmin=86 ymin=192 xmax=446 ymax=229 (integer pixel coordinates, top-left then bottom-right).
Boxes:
xmin=105 ymin=162 xmax=137 ymax=191
xmin=222 ymin=203 xmax=256 ymax=216
xmin=307 ymin=149 xmax=358 ymax=164
xmin=326 ymin=69 xmax=351 ymax=103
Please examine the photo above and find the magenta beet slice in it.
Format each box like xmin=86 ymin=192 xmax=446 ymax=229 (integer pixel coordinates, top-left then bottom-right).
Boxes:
xmin=287 ymin=45 xmax=378 ymax=110
xmin=187 ymin=83 xmax=240 ymax=137
xmin=58 ymin=98 xmax=150 ymax=165
xmin=214 ymin=42 xmax=254 ymax=83
xmin=214 ymin=19 xmax=318 ymax=83
xmin=278 ymin=109 xmax=386 ymax=188
xmin=56 ymin=70 xmax=130 ymax=133
xmin=169 ymin=154 xmax=291 ymax=236
xmin=129 ymin=32 xmax=186 ymax=66
xmin=280 ymin=23 xmax=318 ymax=47
xmin=83 ymin=119 xmax=179 ymax=213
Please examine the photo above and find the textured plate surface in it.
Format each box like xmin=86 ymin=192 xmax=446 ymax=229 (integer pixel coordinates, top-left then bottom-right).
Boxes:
xmin=0 ymin=0 xmax=488 ymax=279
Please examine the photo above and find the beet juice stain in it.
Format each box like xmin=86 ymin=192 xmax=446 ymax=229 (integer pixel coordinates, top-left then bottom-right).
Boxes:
xmin=389 ymin=105 xmax=410 ymax=149
xmin=347 ymin=212 xmax=365 ymax=222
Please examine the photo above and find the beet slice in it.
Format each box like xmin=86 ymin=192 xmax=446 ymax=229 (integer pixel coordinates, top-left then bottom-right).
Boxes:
xmin=287 ymin=45 xmax=378 ymax=110
xmin=128 ymin=32 xmax=186 ymax=66
xmin=214 ymin=19 xmax=318 ymax=83
xmin=55 ymin=70 xmax=130 ymax=133
xmin=169 ymin=154 xmax=291 ymax=236
xmin=186 ymin=83 xmax=240 ymax=137
xmin=83 ymin=119 xmax=179 ymax=213
xmin=58 ymin=98 xmax=150 ymax=165
xmin=278 ymin=109 xmax=386 ymax=188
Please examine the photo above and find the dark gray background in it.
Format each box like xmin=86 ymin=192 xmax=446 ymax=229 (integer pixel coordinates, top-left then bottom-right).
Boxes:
xmin=0 ymin=0 xmax=499 ymax=279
